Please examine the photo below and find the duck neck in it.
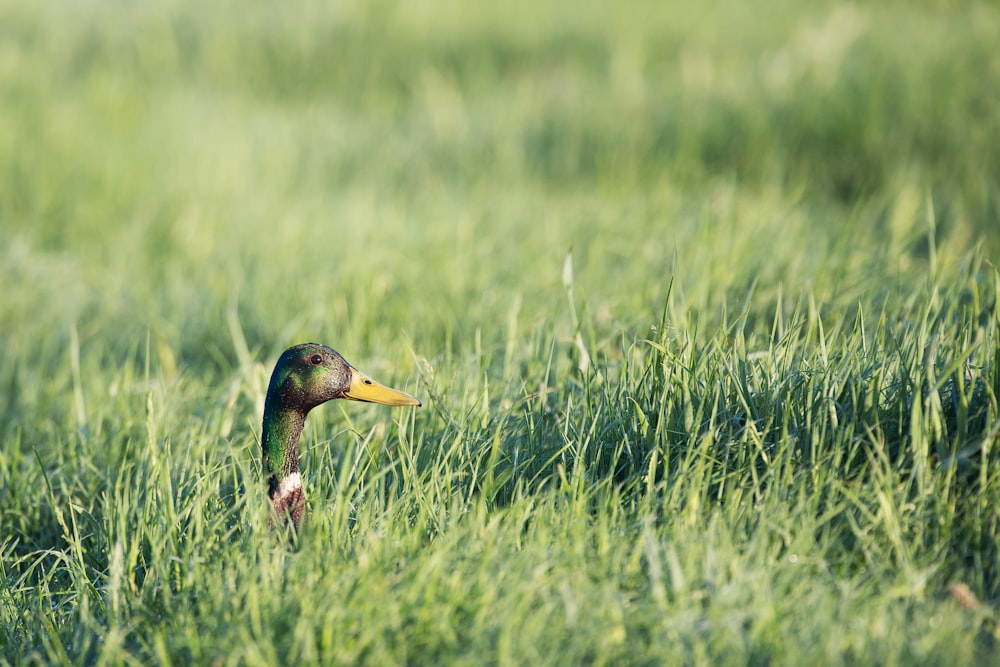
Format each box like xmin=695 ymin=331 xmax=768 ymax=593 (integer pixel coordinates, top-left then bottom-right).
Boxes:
xmin=261 ymin=401 xmax=307 ymax=526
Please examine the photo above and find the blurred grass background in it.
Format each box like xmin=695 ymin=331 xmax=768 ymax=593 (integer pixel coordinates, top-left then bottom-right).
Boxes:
xmin=2 ymin=0 xmax=1000 ymax=664
xmin=3 ymin=0 xmax=997 ymax=362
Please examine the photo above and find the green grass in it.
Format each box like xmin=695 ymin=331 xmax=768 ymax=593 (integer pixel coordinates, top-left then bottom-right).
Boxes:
xmin=2 ymin=0 xmax=1000 ymax=664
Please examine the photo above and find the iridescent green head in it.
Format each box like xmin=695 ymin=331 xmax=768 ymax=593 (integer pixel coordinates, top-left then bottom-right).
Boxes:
xmin=265 ymin=343 xmax=421 ymax=412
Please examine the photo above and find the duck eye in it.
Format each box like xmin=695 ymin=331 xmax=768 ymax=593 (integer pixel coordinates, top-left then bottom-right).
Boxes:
xmin=310 ymin=354 xmax=323 ymax=365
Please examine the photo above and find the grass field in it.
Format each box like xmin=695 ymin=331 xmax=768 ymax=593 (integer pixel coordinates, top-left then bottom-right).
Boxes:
xmin=2 ymin=1 xmax=1000 ymax=664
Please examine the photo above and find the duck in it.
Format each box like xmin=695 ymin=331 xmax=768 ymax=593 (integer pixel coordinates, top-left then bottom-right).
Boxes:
xmin=261 ymin=342 xmax=421 ymax=530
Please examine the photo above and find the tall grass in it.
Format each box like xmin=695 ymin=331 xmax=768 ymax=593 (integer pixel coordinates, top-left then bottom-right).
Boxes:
xmin=2 ymin=0 xmax=999 ymax=664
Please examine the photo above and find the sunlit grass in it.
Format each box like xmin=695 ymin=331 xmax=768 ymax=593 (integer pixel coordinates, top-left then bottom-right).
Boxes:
xmin=2 ymin=0 xmax=999 ymax=664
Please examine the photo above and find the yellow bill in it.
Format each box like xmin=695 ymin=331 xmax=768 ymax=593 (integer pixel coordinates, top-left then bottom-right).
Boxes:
xmin=344 ymin=367 xmax=422 ymax=406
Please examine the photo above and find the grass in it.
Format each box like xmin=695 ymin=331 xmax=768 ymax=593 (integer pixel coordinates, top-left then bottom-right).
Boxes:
xmin=2 ymin=0 xmax=1000 ymax=664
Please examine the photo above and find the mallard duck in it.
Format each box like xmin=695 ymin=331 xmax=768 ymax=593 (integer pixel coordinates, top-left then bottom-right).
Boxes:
xmin=261 ymin=342 xmax=421 ymax=529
